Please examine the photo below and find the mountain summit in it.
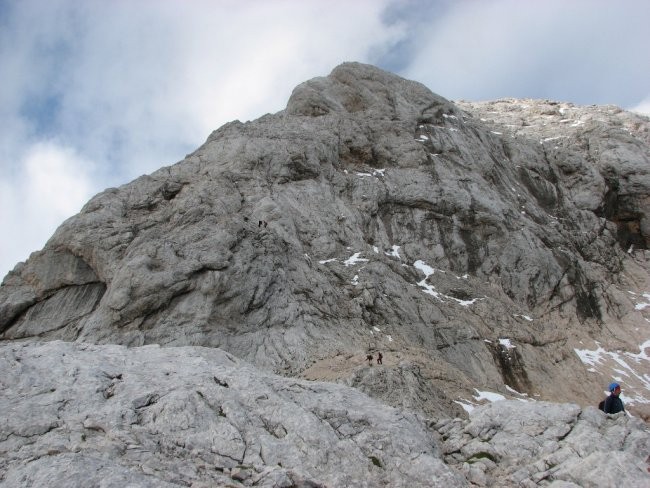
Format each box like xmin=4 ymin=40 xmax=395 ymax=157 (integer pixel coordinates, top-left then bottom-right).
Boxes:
xmin=1 ymin=62 xmax=649 ymax=421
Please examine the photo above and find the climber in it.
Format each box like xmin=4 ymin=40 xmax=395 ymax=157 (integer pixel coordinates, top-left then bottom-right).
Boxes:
xmin=377 ymin=352 xmax=383 ymax=365
xmin=366 ymin=353 xmax=373 ymax=365
xmin=603 ymin=382 xmax=625 ymax=414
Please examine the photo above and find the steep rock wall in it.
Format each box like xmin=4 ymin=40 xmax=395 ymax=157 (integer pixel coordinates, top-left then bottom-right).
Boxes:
xmin=1 ymin=63 xmax=649 ymax=418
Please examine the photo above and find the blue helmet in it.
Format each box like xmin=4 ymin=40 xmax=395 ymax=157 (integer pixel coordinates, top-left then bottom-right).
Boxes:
xmin=608 ymin=382 xmax=620 ymax=392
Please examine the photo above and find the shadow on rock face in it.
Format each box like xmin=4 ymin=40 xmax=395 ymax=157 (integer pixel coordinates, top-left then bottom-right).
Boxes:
xmin=488 ymin=343 xmax=532 ymax=395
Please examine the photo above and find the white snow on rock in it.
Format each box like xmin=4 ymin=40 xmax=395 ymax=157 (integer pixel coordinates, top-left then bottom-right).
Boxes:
xmin=413 ymin=260 xmax=481 ymax=306
xmin=634 ymin=292 xmax=650 ymax=310
xmin=385 ymin=245 xmax=401 ymax=259
xmin=474 ymin=389 xmax=507 ymax=403
xmin=343 ymin=252 xmax=369 ymax=267
xmin=574 ymin=340 xmax=650 ymax=405
xmin=414 ymin=260 xmax=435 ymax=278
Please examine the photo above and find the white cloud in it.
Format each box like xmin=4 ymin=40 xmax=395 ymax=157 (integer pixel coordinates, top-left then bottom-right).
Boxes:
xmin=630 ymin=96 xmax=650 ymax=117
xmin=403 ymin=0 xmax=650 ymax=106
xmin=0 ymin=142 xmax=94 ymax=275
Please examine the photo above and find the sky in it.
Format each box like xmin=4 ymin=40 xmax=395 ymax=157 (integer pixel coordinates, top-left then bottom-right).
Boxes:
xmin=1 ymin=0 xmax=649 ymax=280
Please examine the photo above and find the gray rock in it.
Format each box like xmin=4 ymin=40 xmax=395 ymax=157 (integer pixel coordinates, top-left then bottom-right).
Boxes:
xmin=1 ymin=62 xmax=649 ymax=420
xmin=0 ymin=340 xmax=466 ymax=487
xmin=437 ymin=400 xmax=650 ymax=487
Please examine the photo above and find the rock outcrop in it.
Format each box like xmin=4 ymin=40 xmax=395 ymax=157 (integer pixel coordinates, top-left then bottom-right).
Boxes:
xmin=1 ymin=341 xmax=648 ymax=487
xmin=0 ymin=341 xmax=467 ymax=487
xmin=1 ymin=62 xmax=649 ymax=421
xmin=435 ymin=400 xmax=650 ymax=487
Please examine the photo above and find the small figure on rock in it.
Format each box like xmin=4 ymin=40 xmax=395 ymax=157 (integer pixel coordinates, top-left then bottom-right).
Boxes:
xmin=377 ymin=352 xmax=383 ymax=365
xmin=366 ymin=354 xmax=373 ymax=365
xmin=258 ymin=220 xmax=263 ymax=227
xmin=603 ymin=382 xmax=625 ymax=414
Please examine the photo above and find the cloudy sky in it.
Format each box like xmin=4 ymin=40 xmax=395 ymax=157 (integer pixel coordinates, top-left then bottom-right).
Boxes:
xmin=1 ymin=0 xmax=649 ymax=279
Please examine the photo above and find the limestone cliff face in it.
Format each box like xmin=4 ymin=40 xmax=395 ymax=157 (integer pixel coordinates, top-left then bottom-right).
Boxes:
xmin=1 ymin=62 xmax=649 ymax=419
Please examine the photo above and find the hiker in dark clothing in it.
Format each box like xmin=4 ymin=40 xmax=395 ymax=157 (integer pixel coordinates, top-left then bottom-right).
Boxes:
xmin=603 ymin=382 xmax=625 ymax=414
xmin=366 ymin=354 xmax=373 ymax=365
xmin=377 ymin=352 xmax=383 ymax=365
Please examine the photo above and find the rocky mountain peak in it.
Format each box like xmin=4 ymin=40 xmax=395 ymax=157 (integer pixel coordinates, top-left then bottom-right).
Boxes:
xmin=1 ymin=62 xmax=649 ymax=427
xmin=286 ymin=61 xmax=455 ymax=120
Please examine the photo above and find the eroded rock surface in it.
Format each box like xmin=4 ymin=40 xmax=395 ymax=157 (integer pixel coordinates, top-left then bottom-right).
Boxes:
xmin=0 ymin=341 xmax=465 ymax=487
xmin=1 ymin=62 xmax=649 ymax=418
xmin=434 ymin=400 xmax=650 ymax=487
xmin=1 ymin=341 xmax=648 ymax=487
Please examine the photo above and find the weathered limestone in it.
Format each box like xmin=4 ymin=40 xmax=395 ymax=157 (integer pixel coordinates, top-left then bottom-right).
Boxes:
xmin=1 ymin=62 xmax=649 ymax=418
xmin=1 ymin=341 xmax=648 ymax=487
xmin=434 ymin=400 xmax=650 ymax=487
xmin=0 ymin=340 xmax=466 ymax=487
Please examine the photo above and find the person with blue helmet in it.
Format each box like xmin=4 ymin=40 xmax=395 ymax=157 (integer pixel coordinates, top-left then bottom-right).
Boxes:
xmin=603 ymin=382 xmax=625 ymax=414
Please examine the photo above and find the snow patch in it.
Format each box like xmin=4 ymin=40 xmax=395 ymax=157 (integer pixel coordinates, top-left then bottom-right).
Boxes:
xmin=634 ymin=293 xmax=650 ymax=310
xmin=414 ymin=260 xmax=435 ymax=278
xmin=385 ymin=245 xmax=401 ymax=260
xmin=343 ymin=253 xmax=369 ymax=267
xmin=356 ymin=169 xmax=385 ymax=178
xmin=574 ymin=341 xmax=650 ymax=405
xmin=413 ymin=259 xmax=481 ymax=306
xmin=474 ymin=389 xmax=507 ymax=402
xmin=455 ymin=400 xmax=475 ymax=413
xmin=514 ymin=314 xmax=533 ymax=322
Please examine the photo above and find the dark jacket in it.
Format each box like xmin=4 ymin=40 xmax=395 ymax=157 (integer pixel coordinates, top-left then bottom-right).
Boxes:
xmin=603 ymin=393 xmax=624 ymax=414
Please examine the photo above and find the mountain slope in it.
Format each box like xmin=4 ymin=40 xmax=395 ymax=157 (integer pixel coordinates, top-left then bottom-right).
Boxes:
xmin=1 ymin=62 xmax=649 ymax=419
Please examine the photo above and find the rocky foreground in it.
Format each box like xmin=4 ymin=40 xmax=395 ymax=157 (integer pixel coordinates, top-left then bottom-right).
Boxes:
xmin=1 ymin=341 xmax=648 ymax=487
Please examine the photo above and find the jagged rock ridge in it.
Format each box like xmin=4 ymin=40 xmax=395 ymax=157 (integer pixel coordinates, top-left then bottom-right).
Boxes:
xmin=1 ymin=62 xmax=649 ymax=420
